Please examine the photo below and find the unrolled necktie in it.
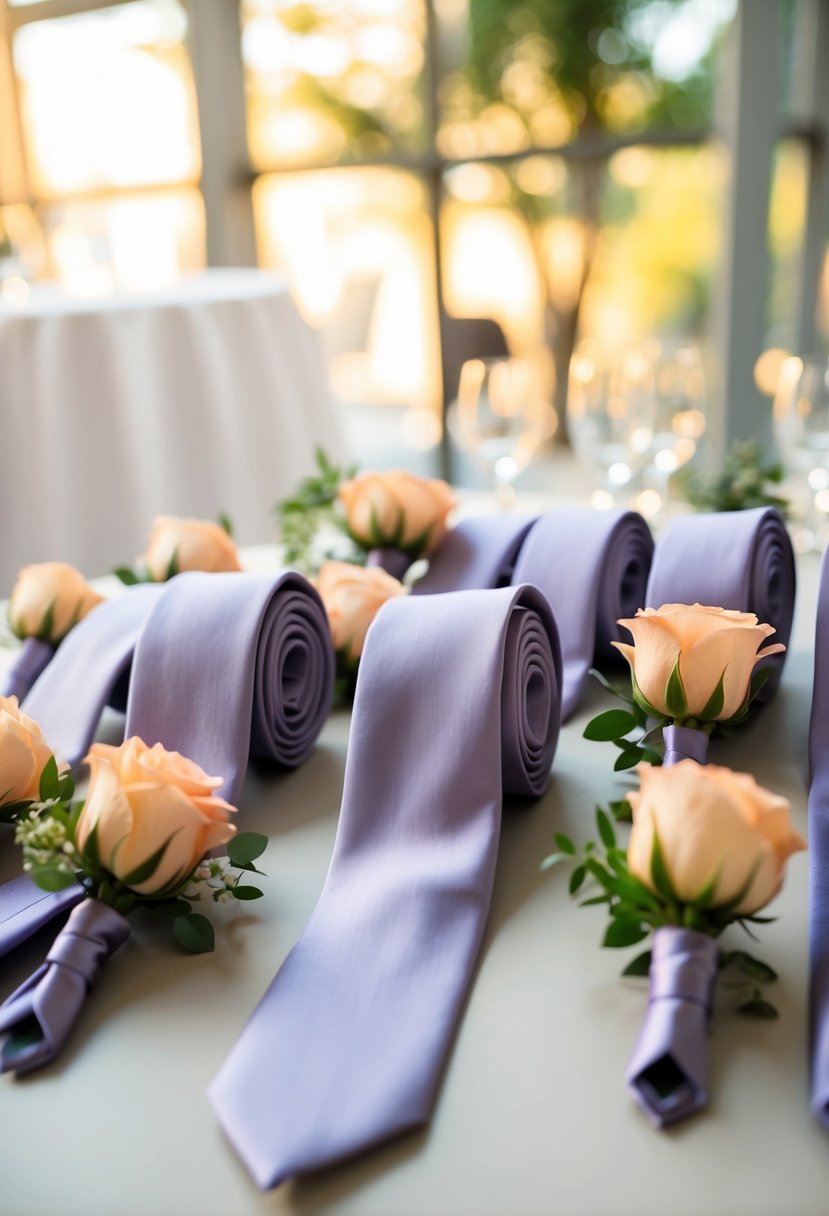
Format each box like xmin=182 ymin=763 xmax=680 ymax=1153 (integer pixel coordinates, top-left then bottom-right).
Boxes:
xmin=646 ymin=506 xmax=795 ymax=694
xmin=1 ymin=637 xmax=54 ymax=703
xmin=809 ymin=547 xmax=829 ymax=1126
xmin=414 ymin=508 xmax=654 ymax=718
xmin=210 ymin=584 xmax=563 ymax=1188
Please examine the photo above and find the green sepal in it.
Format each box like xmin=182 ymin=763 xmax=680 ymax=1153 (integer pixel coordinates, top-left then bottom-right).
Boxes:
xmin=699 ymin=669 xmax=726 ymax=721
xmin=38 ymin=755 xmax=61 ymax=802
xmin=36 ymin=600 xmax=56 ymax=643
xmin=217 ymin=511 xmax=234 ymax=537
xmin=664 ymin=656 xmax=688 ymax=718
xmin=173 ymin=913 xmax=215 ymax=953
xmin=164 ymin=549 xmax=180 ymax=581
xmin=118 ymin=834 xmax=179 ymax=888
xmin=649 ymin=829 xmax=678 ymax=903
xmin=113 ymin=566 xmax=141 ymax=586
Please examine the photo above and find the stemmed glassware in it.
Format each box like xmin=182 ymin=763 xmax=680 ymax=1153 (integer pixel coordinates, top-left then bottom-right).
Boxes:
xmin=773 ymin=354 xmax=829 ymax=549
xmin=566 ymin=341 xmax=656 ymax=509
xmin=447 ymin=356 xmax=556 ymax=507
xmin=640 ymin=339 xmax=706 ymax=519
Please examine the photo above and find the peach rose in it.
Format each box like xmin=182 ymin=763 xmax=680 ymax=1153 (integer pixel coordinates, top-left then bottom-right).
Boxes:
xmin=78 ymin=737 xmax=237 ymax=896
xmin=141 ymin=516 xmax=242 ymax=581
xmin=612 ymin=603 xmax=785 ymax=722
xmin=9 ymin=562 xmax=103 ymax=644
xmin=338 ymin=470 xmax=455 ymax=556
xmin=0 ymin=696 xmax=57 ymax=806
xmin=317 ymin=560 xmax=407 ymax=660
xmin=627 ymin=760 xmax=805 ymax=915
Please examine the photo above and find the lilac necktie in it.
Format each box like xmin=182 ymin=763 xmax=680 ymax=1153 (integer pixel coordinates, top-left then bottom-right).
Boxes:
xmin=0 ymin=587 xmax=164 ymax=958
xmin=125 ymin=571 xmax=334 ymax=806
xmin=1 ymin=638 xmax=54 ymax=702
xmin=415 ymin=509 xmax=653 ymax=718
xmin=209 ymin=583 xmax=563 ymax=1188
xmin=647 ymin=507 xmax=795 ymax=695
xmin=809 ymin=547 xmax=829 ymax=1126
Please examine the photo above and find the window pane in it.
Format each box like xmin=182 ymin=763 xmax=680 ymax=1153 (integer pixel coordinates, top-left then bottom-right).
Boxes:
xmin=436 ymin=0 xmax=736 ymax=158
xmin=766 ymin=138 xmax=809 ymax=352
xmin=253 ymin=167 xmax=441 ymax=464
xmin=12 ymin=0 xmax=200 ymax=196
xmin=242 ymin=0 xmax=428 ymax=170
xmin=35 ymin=188 xmax=206 ymax=293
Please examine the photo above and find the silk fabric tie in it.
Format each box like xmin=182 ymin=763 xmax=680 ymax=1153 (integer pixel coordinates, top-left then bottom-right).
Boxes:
xmin=1 ymin=638 xmax=54 ymax=703
xmin=809 ymin=548 xmax=829 ymax=1125
xmin=209 ymin=583 xmax=563 ymax=1188
xmin=414 ymin=508 xmax=653 ymax=718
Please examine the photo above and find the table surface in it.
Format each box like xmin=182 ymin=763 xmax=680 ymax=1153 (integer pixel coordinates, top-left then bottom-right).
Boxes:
xmin=0 ymin=541 xmax=823 ymax=1216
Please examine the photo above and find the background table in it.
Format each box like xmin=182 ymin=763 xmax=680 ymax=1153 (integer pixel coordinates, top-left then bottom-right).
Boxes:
xmin=0 ymin=541 xmax=821 ymax=1216
xmin=0 ymin=269 xmax=343 ymax=592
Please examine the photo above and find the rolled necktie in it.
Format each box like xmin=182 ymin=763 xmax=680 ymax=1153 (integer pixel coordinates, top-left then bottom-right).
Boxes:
xmin=646 ymin=507 xmax=795 ymax=697
xmin=1 ymin=638 xmax=54 ymax=703
xmin=209 ymin=583 xmax=562 ymax=1188
xmin=626 ymin=927 xmax=719 ymax=1128
xmin=0 ymin=899 xmax=129 ymax=1076
xmin=414 ymin=508 xmax=653 ymax=718
xmin=125 ymin=571 xmax=335 ymax=806
xmin=809 ymin=547 xmax=829 ymax=1126
xmin=0 ymin=586 xmax=164 ymax=957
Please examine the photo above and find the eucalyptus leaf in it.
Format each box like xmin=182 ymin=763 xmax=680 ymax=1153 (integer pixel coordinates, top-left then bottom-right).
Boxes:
xmin=621 ymin=949 xmax=652 ymax=977
xmin=554 ymin=832 xmax=576 ymax=855
xmin=583 ymin=709 xmax=638 ymax=742
xmin=569 ymin=864 xmax=586 ymax=895
xmin=231 ymin=886 xmax=264 ymax=901
xmin=603 ymin=917 xmax=649 ymax=949
xmin=227 ymin=832 xmax=268 ymax=867
xmin=174 ymin=913 xmax=215 ymax=953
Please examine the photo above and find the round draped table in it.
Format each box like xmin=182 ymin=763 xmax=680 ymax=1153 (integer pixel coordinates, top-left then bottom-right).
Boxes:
xmin=0 ymin=269 xmax=342 ymax=592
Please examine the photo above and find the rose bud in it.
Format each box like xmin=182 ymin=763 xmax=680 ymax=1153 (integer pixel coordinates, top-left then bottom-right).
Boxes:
xmin=78 ymin=738 xmax=237 ymax=896
xmin=317 ymin=560 xmax=407 ymax=660
xmin=627 ymin=760 xmax=805 ymax=915
xmin=0 ymin=696 xmax=59 ymax=805
xmin=338 ymin=470 xmax=455 ymax=557
xmin=612 ymin=603 xmax=785 ymax=722
xmin=9 ymin=562 xmax=103 ymax=645
xmin=141 ymin=516 xmax=242 ymax=581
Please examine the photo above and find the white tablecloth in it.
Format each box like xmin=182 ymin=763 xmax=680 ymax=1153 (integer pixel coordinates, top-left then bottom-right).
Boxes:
xmin=0 ymin=269 xmax=342 ymax=591
xmin=0 ymin=538 xmax=821 ymax=1216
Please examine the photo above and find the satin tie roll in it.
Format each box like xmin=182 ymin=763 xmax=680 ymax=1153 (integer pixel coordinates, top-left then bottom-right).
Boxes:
xmin=125 ymin=571 xmax=335 ymax=806
xmin=210 ymin=584 xmax=562 ymax=1188
xmin=646 ymin=507 xmax=795 ymax=696
xmin=414 ymin=508 xmax=654 ymax=718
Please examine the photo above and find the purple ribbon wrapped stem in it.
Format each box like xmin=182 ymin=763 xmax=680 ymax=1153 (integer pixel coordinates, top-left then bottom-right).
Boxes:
xmin=0 ymin=898 xmax=129 ymax=1076
xmin=626 ymin=925 xmax=719 ymax=1128
xmin=365 ymin=548 xmax=414 ymax=582
xmin=662 ymin=724 xmax=709 ymax=767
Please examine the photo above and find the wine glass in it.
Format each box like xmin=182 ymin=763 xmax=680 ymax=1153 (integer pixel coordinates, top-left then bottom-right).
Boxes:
xmin=639 ymin=339 xmax=707 ymax=522
xmin=566 ymin=341 xmax=657 ymax=509
xmin=773 ymin=354 xmax=829 ymax=549
xmin=447 ymin=356 xmax=556 ymax=507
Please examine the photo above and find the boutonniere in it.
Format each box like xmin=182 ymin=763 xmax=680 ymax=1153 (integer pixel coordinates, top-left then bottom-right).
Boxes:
xmin=584 ymin=603 xmax=786 ymax=789
xmin=114 ymin=514 xmax=241 ymax=585
xmin=544 ymin=760 xmax=805 ymax=1127
xmin=0 ymin=733 xmax=267 ymax=1076
xmin=315 ymin=561 xmax=408 ymax=700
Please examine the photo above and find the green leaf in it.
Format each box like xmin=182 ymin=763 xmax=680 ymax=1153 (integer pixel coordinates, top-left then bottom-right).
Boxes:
xmin=596 ymin=807 xmax=616 ymax=849
xmin=603 ymin=917 xmax=649 ymax=949
xmin=580 ymin=894 xmax=611 ymax=907
xmin=29 ymin=864 xmax=77 ymax=892
xmin=699 ymin=669 xmax=726 ymax=720
xmin=622 ymin=949 xmax=653 ymax=977
xmin=554 ymin=833 xmax=576 ymax=855
xmin=58 ymin=771 xmax=75 ymax=802
xmin=664 ymin=656 xmax=688 ymax=718
xmin=36 ymin=600 xmax=55 ymax=643
xmin=113 ymin=566 xmax=141 ymax=586
xmin=609 ymin=799 xmax=633 ymax=823
xmin=226 ymin=832 xmax=268 ymax=867
xmin=217 ymin=511 xmax=234 ymax=537
xmin=613 ymin=746 xmax=642 ymax=772
xmin=649 ymin=830 xmax=678 ymax=902
xmin=588 ymin=667 xmax=633 ymax=703
xmin=540 ymin=852 xmax=567 ymax=871
xmin=164 ymin=548 xmax=180 ymax=581
xmin=725 ymin=950 xmax=778 ymax=984
xmin=38 ymin=755 xmax=61 ymax=801
xmin=569 ymin=864 xmax=586 ymax=895
xmin=736 ymin=998 xmax=778 ymax=1019
xmin=120 ymin=835 xmax=178 ymax=887
xmin=146 ymin=898 xmax=193 ymax=920
xmin=230 ymin=886 xmax=264 ymax=901
xmin=174 ymin=913 xmax=215 ymax=953
xmin=583 ymin=708 xmax=639 ymax=742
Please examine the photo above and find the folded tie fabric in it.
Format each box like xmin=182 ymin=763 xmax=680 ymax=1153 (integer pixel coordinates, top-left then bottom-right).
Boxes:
xmin=414 ymin=508 xmax=654 ymax=718
xmin=810 ymin=548 xmax=829 ymax=1126
xmin=209 ymin=583 xmax=563 ymax=1189
xmin=1 ymin=638 xmax=54 ymax=703
xmin=646 ymin=507 xmax=795 ymax=695
xmin=125 ymin=571 xmax=334 ymax=806
xmin=0 ymin=899 xmax=129 ymax=1075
